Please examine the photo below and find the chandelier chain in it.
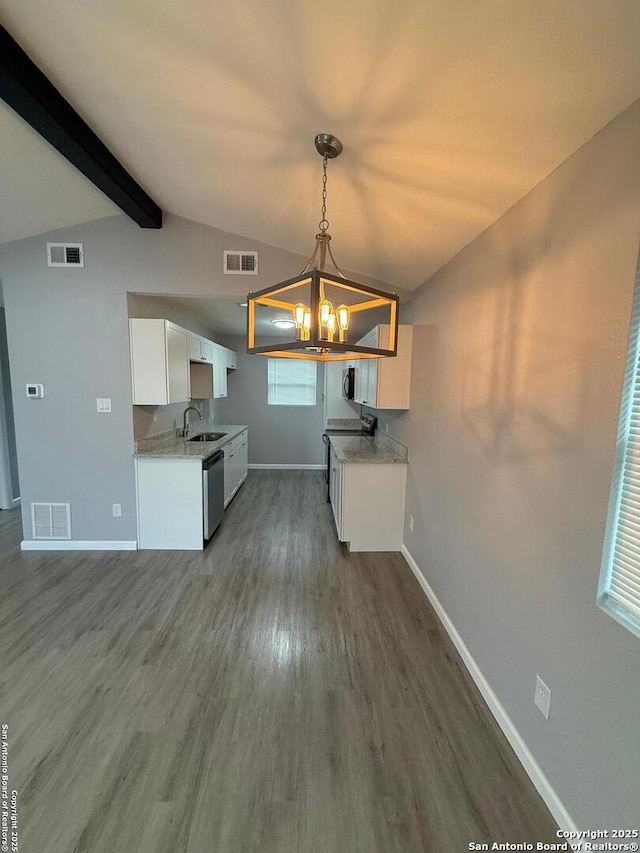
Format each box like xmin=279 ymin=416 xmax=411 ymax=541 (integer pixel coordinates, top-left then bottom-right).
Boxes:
xmin=319 ymin=154 xmax=329 ymax=233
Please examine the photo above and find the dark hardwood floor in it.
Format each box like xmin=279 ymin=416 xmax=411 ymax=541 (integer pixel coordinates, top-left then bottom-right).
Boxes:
xmin=0 ymin=472 xmax=557 ymax=851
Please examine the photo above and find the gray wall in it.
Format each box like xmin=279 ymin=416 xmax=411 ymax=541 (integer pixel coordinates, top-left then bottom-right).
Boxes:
xmin=1 ymin=214 xmax=392 ymax=541
xmin=386 ymin=98 xmax=640 ymax=828
xmin=0 ymin=307 xmax=19 ymax=503
xmin=216 ymin=335 xmax=325 ymax=466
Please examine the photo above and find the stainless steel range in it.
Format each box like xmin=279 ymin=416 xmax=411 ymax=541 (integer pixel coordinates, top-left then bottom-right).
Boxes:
xmin=322 ymin=414 xmax=377 ymax=501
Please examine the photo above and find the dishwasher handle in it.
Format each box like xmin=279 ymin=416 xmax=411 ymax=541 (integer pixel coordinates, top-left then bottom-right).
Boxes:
xmin=203 ymin=450 xmax=224 ymax=469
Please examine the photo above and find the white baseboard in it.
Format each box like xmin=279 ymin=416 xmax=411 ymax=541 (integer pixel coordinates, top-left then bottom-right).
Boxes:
xmin=401 ymin=543 xmax=578 ymax=833
xmin=247 ymin=464 xmax=325 ymax=470
xmin=21 ymin=540 xmax=138 ymax=551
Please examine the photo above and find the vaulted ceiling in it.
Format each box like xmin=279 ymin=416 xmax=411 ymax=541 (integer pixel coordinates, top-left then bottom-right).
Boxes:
xmin=2 ymin=0 xmax=640 ymax=289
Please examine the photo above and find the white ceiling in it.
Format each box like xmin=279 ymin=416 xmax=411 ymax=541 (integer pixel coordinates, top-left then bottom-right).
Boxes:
xmin=2 ymin=0 xmax=640 ymax=289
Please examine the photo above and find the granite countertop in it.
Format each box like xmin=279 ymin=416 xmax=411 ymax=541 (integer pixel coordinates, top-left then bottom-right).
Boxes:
xmin=134 ymin=423 xmax=248 ymax=460
xmin=328 ymin=433 xmax=408 ymax=464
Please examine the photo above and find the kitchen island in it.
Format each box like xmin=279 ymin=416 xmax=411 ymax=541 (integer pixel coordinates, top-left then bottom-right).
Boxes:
xmin=327 ymin=433 xmax=408 ymax=552
xmin=134 ymin=423 xmax=248 ymax=549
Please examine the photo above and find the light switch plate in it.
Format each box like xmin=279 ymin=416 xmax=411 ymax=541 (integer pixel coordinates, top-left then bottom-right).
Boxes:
xmin=534 ymin=674 xmax=552 ymax=720
xmin=97 ymin=398 xmax=112 ymax=413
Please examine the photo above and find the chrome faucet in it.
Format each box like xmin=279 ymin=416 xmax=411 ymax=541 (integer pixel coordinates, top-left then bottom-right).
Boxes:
xmin=182 ymin=406 xmax=202 ymax=437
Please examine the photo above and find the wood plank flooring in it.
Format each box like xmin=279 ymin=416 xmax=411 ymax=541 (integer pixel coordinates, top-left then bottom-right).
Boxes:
xmin=0 ymin=472 xmax=557 ymax=851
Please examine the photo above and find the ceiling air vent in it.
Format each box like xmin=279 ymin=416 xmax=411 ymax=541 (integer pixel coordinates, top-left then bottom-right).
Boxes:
xmin=31 ymin=502 xmax=71 ymax=539
xmin=223 ymin=250 xmax=258 ymax=275
xmin=47 ymin=242 xmax=85 ymax=268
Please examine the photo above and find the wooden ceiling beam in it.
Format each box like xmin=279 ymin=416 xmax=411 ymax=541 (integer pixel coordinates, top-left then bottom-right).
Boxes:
xmin=0 ymin=25 xmax=163 ymax=230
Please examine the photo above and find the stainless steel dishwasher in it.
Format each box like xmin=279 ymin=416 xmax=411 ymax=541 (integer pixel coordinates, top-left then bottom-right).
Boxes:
xmin=203 ymin=450 xmax=225 ymax=539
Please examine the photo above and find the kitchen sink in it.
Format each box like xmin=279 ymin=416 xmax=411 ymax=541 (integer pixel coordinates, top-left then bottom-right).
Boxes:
xmin=187 ymin=432 xmax=227 ymax=442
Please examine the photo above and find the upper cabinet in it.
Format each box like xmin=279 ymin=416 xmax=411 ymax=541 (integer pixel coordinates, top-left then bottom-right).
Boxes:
xmin=353 ymin=324 xmax=413 ymax=410
xmin=189 ymin=335 xmax=214 ymax=364
xmin=130 ymin=319 xmax=191 ymax=405
xmin=211 ymin=344 xmax=228 ymax=399
xmin=130 ymin=320 xmax=237 ymax=405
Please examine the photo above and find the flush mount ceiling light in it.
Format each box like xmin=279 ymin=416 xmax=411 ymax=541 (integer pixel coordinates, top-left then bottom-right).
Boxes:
xmin=271 ymin=318 xmax=296 ymax=329
xmin=247 ymin=134 xmax=398 ymax=362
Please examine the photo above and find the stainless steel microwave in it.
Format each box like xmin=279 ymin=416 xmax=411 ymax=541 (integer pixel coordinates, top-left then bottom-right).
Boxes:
xmin=342 ymin=366 xmax=355 ymax=400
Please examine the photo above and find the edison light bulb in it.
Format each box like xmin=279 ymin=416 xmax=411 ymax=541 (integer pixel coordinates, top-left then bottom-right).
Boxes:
xmin=293 ymin=302 xmax=307 ymax=327
xmin=327 ymin=312 xmax=337 ymax=342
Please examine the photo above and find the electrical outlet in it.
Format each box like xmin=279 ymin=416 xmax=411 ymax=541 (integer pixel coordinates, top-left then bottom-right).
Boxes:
xmin=97 ymin=398 xmax=112 ymax=413
xmin=409 ymin=514 xmax=414 ymax=533
xmin=152 ymin=409 xmax=158 ymax=422
xmin=534 ymin=675 xmax=551 ymax=720
xmin=385 ymin=422 xmax=389 ymax=434
xmin=112 ymin=503 xmax=122 ymax=518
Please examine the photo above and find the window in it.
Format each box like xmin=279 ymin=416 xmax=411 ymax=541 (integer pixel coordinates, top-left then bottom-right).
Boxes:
xmin=598 ymin=256 xmax=640 ymax=637
xmin=267 ymin=358 xmax=317 ymax=406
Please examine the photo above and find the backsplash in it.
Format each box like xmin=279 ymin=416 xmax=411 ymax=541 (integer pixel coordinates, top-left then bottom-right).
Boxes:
xmin=133 ymin=398 xmax=216 ymax=441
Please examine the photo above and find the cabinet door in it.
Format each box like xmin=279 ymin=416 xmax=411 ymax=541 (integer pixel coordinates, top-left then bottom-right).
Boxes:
xmin=188 ymin=335 xmax=202 ymax=361
xmin=364 ymin=359 xmax=378 ymax=408
xmin=226 ymin=349 xmax=237 ymax=369
xmin=213 ymin=347 xmax=228 ymax=398
xmin=329 ymin=448 xmax=342 ymax=537
xmin=353 ymin=328 xmax=379 ymax=406
xmin=200 ymin=339 xmax=214 ymax=364
xmin=166 ymin=326 xmax=191 ymax=403
xmin=224 ymin=452 xmax=233 ymax=507
xmin=237 ymin=431 xmax=248 ymax=485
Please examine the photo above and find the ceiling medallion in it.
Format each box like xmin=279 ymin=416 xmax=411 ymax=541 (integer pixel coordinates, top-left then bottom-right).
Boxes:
xmin=246 ymin=134 xmax=399 ymax=362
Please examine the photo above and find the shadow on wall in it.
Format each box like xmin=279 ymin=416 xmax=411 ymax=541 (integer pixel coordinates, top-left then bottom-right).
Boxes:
xmin=461 ymin=269 xmax=591 ymax=465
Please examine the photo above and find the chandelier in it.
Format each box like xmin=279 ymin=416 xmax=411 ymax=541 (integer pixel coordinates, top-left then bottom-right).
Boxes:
xmin=246 ymin=134 xmax=399 ymax=361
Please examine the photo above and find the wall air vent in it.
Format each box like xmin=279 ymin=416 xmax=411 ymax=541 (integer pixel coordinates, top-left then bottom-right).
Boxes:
xmin=224 ymin=250 xmax=258 ymax=275
xmin=47 ymin=243 xmax=84 ymax=268
xmin=31 ymin=502 xmax=71 ymax=539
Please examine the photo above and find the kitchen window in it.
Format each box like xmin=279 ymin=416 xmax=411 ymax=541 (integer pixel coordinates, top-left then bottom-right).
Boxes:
xmin=267 ymin=358 xmax=317 ymax=406
xmin=598 ymin=254 xmax=640 ymax=638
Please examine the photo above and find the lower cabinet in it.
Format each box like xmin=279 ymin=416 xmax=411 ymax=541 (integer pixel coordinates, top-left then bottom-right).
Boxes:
xmin=135 ymin=428 xmax=249 ymax=549
xmin=136 ymin=457 xmax=204 ymax=550
xmin=329 ymin=447 xmax=342 ymax=533
xmin=224 ymin=429 xmax=248 ymax=508
xmin=330 ymin=457 xmax=407 ymax=552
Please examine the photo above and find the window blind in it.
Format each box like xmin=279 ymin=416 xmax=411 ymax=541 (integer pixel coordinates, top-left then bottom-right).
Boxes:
xmin=599 ymin=255 xmax=640 ymax=635
xmin=267 ymin=358 xmax=317 ymax=406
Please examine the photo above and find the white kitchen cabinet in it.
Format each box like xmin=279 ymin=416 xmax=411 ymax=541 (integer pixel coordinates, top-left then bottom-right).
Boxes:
xmin=212 ymin=344 xmax=228 ymax=398
xmin=353 ymin=324 xmax=413 ymax=410
xmin=130 ymin=319 xmax=191 ymax=405
xmin=236 ymin=430 xmax=248 ymax=485
xmin=329 ymin=446 xmax=342 ymax=535
xmin=224 ymin=428 xmax=248 ymax=507
xmin=226 ymin=348 xmax=237 ymax=369
xmin=331 ymin=455 xmax=407 ymax=552
xmin=136 ymin=457 xmax=203 ymax=549
xmin=189 ymin=335 xmax=214 ymax=364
